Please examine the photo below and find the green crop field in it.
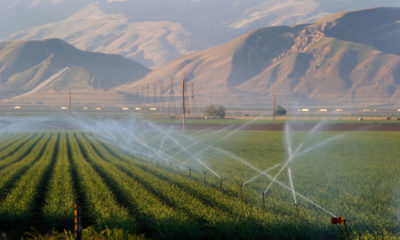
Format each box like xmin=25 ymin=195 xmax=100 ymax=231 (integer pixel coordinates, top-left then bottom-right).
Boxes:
xmin=0 ymin=129 xmax=398 ymax=239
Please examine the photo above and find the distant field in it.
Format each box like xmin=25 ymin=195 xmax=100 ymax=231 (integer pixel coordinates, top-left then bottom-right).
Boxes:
xmin=0 ymin=130 xmax=398 ymax=239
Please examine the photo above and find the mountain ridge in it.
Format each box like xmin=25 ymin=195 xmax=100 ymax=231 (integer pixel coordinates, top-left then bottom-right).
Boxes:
xmin=0 ymin=38 xmax=150 ymax=102
xmin=5 ymin=0 xmax=400 ymax=68
xmin=118 ymin=7 xmax=400 ymax=107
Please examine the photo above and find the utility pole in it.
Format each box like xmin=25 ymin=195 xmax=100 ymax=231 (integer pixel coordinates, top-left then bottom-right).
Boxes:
xmin=169 ymin=77 xmax=176 ymax=117
xmin=68 ymin=88 xmax=72 ymax=118
xmin=191 ymin=83 xmax=195 ymax=116
xmin=272 ymin=94 xmax=277 ymax=123
xmin=160 ymin=81 xmax=164 ymax=115
xmin=182 ymin=75 xmax=186 ymax=132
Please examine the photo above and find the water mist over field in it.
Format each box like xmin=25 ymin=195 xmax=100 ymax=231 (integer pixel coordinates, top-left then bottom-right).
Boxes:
xmin=0 ymin=114 xmax=398 ymax=236
xmin=0 ymin=116 xmax=344 ymax=215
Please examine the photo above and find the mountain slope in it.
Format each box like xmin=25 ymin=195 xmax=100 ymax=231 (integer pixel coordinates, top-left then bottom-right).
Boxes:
xmin=8 ymin=4 xmax=197 ymax=68
xmin=0 ymin=39 xmax=150 ymax=101
xmin=118 ymin=7 xmax=400 ymax=106
xmin=5 ymin=0 xmax=400 ymax=68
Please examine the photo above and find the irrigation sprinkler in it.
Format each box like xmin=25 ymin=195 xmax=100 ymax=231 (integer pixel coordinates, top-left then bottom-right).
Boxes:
xmin=219 ymin=177 xmax=223 ymax=191
xmin=331 ymin=217 xmax=348 ymax=240
xmin=294 ymin=203 xmax=300 ymax=223
xmin=288 ymin=168 xmax=300 ymax=223
xmin=203 ymin=172 xmax=206 ymax=183
xmin=74 ymin=204 xmax=82 ymax=240
xmin=189 ymin=168 xmax=192 ymax=178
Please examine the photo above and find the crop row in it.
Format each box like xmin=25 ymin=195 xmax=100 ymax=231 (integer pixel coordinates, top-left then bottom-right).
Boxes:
xmin=75 ymin=132 xmax=297 ymax=239
xmin=0 ymin=130 xmax=397 ymax=240
xmin=0 ymin=132 xmax=55 ymax=229
xmin=66 ymin=132 xmax=135 ymax=231
xmin=42 ymin=131 xmax=75 ymax=229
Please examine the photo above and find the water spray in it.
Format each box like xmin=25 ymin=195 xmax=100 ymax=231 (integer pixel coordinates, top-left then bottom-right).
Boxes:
xmin=214 ymin=147 xmax=337 ymax=217
xmin=195 ymin=158 xmax=221 ymax=179
xmin=243 ymin=163 xmax=280 ymax=186
xmin=69 ymin=116 xmax=344 ymax=226
xmin=263 ymin=143 xmax=303 ymax=195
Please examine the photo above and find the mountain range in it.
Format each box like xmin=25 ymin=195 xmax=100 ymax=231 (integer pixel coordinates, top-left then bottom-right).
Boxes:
xmin=3 ymin=0 xmax=400 ymax=68
xmin=0 ymin=38 xmax=149 ymax=103
xmin=1 ymin=7 xmax=400 ymax=107
xmin=118 ymin=7 xmax=400 ymax=106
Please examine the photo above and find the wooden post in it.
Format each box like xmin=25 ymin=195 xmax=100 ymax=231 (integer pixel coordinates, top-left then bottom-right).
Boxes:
xmin=239 ymin=183 xmax=243 ymax=202
xmin=295 ymin=204 xmax=300 ymax=223
xmin=262 ymin=192 xmax=265 ymax=209
xmin=219 ymin=178 xmax=222 ymax=191
xmin=74 ymin=204 xmax=81 ymax=240
xmin=191 ymin=83 xmax=195 ymax=116
xmin=182 ymin=76 xmax=186 ymax=132
xmin=343 ymin=220 xmax=348 ymax=240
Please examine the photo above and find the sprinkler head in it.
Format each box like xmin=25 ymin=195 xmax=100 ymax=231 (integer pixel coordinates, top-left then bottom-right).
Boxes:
xmin=331 ymin=216 xmax=345 ymax=225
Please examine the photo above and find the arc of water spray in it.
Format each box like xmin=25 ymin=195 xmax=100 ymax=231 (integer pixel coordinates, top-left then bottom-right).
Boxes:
xmin=213 ymin=146 xmax=336 ymax=217
xmin=156 ymin=136 xmax=167 ymax=161
xmin=159 ymin=112 xmax=272 ymax=163
xmin=164 ymin=115 xmax=267 ymax=160
xmin=195 ymin=158 xmax=221 ymax=179
xmin=243 ymin=163 xmax=281 ymax=186
xmin=263 ymin=142 xmax=303 ymax=194
xmin=295 ymin=134 xmax=345 ymax=157
xmin=263 ymin=133 xmax=345 ymax=195
xmin=85 ymin=125 xmax=183 ymax=165
xmin=288 ymin=168 xmax=297 ymax=205
xmin=219 ymin=114 xmax=266 ymax=141
xmin=179 ymin=146 xmax=211 ymax=166
xmin=148 ymin=122 xmax=222 ymax=176
xmin=285 ymin=124 xmax=292 ymax=157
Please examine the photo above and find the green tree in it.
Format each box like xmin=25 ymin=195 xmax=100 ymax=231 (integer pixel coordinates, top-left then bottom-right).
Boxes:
xmin=216 ymin=106 xmax=226 ymax=118
xmin=204 ymin=105 xmax=226 ymax=118
xmin=275 ymin=106 xmax=287 ymax=116
xmin=204 ymin=105 xmax=216 ymax=118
